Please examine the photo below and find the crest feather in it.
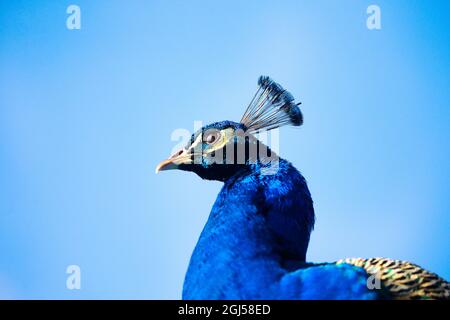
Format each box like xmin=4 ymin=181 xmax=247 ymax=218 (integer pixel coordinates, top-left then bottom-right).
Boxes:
xmin=240 ymin=76 xmax=303 ymax=133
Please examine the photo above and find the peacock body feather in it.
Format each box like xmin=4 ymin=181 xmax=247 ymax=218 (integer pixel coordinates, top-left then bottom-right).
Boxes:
xmin=337 ymin=258 xmax=450 ymax=300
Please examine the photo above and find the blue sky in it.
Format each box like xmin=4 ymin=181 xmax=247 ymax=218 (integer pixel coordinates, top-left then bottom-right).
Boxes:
xmin=0 ymin=1 xmax=449 ymax=299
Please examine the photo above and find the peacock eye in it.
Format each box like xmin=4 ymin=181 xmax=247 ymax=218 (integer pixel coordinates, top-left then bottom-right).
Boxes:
xmin=204 ymin=131 xmax=220 ymax=145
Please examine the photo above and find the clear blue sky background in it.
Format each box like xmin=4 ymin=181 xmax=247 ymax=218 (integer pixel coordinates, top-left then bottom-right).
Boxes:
xmin=0 ymin=1 xmax=449 ymax=299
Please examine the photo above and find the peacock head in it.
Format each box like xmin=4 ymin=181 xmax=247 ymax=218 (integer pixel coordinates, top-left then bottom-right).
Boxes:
xmin=156 ymin=76 xmax=304 ymax=181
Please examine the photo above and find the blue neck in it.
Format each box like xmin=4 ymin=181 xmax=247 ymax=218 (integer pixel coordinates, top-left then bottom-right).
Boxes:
xmin=182 ymin=159 xmax=315 ymax=299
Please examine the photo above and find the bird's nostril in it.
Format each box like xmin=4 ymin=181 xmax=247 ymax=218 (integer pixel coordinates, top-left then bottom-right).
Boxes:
xmin=171 ymin=149 xmax=184 ymax=158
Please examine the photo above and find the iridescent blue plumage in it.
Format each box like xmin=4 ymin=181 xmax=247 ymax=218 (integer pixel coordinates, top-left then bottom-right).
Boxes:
xmin=182 ymin=158 xmax=377 ymax=299
xmin=157 ymin=76 xmax=449 ymax=300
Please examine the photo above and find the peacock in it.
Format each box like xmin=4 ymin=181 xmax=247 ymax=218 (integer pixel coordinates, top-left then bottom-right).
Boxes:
xmin=156 ymin=76 xmax=449 ymax=300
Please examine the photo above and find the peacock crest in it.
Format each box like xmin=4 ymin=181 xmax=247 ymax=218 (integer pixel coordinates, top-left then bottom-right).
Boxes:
xmin=240 ymin=76 xmax=303 ymax=133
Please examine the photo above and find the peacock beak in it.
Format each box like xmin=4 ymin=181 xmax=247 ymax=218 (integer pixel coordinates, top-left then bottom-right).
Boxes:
xmin=155 ymin=149 xmax=193 ymax=173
